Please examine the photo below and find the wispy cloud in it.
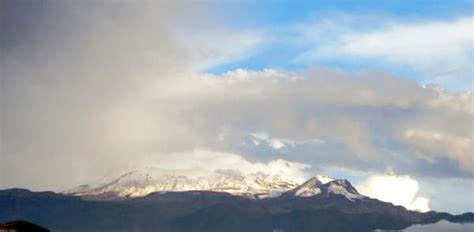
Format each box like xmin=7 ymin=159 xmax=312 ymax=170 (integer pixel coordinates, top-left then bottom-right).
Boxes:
xmin=261 ymin=15 xmax=473 ymax=90
xmin=299 ymin=17 xmax=472 ymax=67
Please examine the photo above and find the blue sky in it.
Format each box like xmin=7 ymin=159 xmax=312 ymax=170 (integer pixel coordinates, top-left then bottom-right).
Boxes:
xmin=206 ymin=0 xmax=473 ymax=91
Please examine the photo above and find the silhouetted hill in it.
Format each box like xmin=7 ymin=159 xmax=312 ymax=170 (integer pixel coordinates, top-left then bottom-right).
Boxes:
xmin=0 ymin=220 xmax=49 ymax=232
xmin=1 ymin=188 xmax=471 ymax=232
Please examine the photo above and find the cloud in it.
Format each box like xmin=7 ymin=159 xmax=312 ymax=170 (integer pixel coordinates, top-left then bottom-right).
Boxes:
xmin=191 ymin=68 xmax=472 ymax=177
xmin=403 ymin=129 xmax=473 ymax=171
xmin=428 ymin=86 xmax=473 ymax=114
xmin=292 ymin=16 xmax=473 ymax=90
xmin=335 ymin=17 xmax=472 ymax=68
xmin=137 ymin=149 xmax=311 ymax=184
xmin=1 ymin=2 xmax=472 ymax=197
xmin=250 ymin=132 xmax=324 ymax=150
xmin=3 ymin=65 xmax=473 ymax=190
xmin=181 ymin=29 xmax=266 ymax=70
xmin=357 ymin=174 xmax=430 ymax=212
xmin=0 ymin=1 xmax=264 ymax=191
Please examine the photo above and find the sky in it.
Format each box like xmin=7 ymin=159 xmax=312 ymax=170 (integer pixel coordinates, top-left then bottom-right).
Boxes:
xmin=0 ymin=0 xmax=472 ymax=214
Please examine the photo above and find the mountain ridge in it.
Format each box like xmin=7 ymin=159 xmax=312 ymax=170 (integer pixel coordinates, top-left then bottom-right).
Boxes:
xmin=1 ymin=187 xmax=473 ymax=232
xmin=65 ymin=171 xmax=331 ymax=200
xmin=3 ymin=174 xmax=472 ymax=231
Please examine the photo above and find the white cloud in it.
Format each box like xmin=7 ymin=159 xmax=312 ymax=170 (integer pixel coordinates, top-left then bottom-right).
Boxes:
xmin=294 ymin=16 xmax=473 ymax=89
xmin=358 ymin=174 xmax=430 ymax=212
xmin=403 ymin=129 xmax=473 ymax=171
xmin=139 ymin=149 xmax=311 ymax=184
xmin=428 ymin=86 xmax=473 ymax=114
xmin=192 ymin=68 xmax=472 ymax=175
xmin=250 ymin=133 xmax=289 ymax=149
xmin=338 ymin=17 xmax=472 ymax=68
xmin=250 ymin=132 xmax=324 ymax=150
xmin=3 ymin=65 xmax=473 ymax=191
xmin=180 ymin=29 xmax=266 ymax=70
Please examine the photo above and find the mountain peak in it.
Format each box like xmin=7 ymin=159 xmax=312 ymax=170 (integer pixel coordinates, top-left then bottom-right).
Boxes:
xmin=65 ymin=171 xmax=300 ymax=199
xmin=291 ymin=177 xmax=324 ymax=197
xmin=66 ymin=171 xmax=365 ymax=201
xmin=284 ymin=177 xmax=364 ymax=201
xmin=325 ymin=179 xmax=362 ymax=201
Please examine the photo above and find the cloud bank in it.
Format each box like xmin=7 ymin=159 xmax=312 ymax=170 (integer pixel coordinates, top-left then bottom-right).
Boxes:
xmin=358 ymin=174 xmax=430 ymax=212
xmin=192 ymin=68 xmax=472 ymax=177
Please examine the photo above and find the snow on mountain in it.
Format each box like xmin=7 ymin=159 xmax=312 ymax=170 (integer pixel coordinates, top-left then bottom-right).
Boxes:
xmin=65 ymin=170 xmax=300 ymax=199
xmin=326 ymin=179 xmax=364 ymax=201
xmin=66 ymin=169 xmax=364 ymax=202
xmin=293 ymin=176 xmax=324 ymax=197
xmin=285 ymin=176 xmax=364 ymax=201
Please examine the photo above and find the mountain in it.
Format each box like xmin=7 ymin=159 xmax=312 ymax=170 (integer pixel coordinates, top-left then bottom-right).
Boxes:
xmin=0 ymin=220 xmax=50 ymax=232
xmin=2 ymin=176 xmax=473 ymax=232
xmin=283 ymin=177 xmax=362 ymax=201
xmin=66 ymin=171 xmax=363 ymax=202
xmin=65 ymin=170 xmax=300 ymax=199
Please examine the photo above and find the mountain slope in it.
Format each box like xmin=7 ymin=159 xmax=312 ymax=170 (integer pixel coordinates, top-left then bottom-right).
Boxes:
xmin=0 ymin=220 xmax=50 ymax=232
xmin=1 ymin=188 xmax=472 ymax=232
xmin=66 ymin=171 xmax=299 ymax=199
xmin=283 ymin=177 xmax=363 ymax=201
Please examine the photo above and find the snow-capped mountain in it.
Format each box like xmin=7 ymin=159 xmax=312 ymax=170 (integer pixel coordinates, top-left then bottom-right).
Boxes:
xmin=65 ymin=170 xmax=300 ymax=199
xmin=66 ymin=169 xmax=366 ymax=202
xmin=284 ymin=176 xmax=364 ymax=201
